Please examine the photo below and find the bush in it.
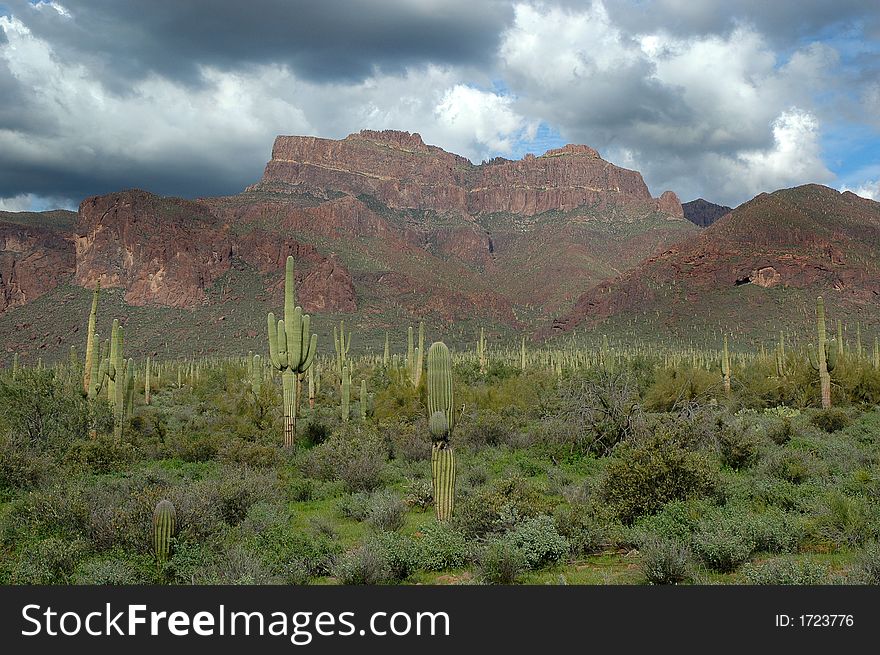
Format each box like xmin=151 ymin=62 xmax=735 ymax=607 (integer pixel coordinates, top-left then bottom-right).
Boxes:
xmin=368 ymin=532 xmax=419 ymax=582
xmin=366 ymin=490 xmax=407 ymax=533
xmin=0 ymin=435 xmax=54 ymax=494
xmin=692 ymin=514 xmax=755 ymax=573
xmin=333 ymin=543 xmax=392 ymax=585
xmin=810 ymin=409 xmax=851 ymax=433
xmin=219 ymin=439 xmax=280 ymax=468
xmin=851 ymin=542 xmax=880 ymax=584
xmin=337 ymin=492 xmax=372 ymax=521
xmin=741 ymin=558 xmax=829 ymax=585
xmin=553 ymin=504 xmax=605 ymax=556
xmin=417 ymin=522 xmax=471 ymax=571
xmin=767 ymin=418 xmax=796 ymax=445
xmin=11 ymin=537 xmax=90 ymax=584
xmin=598 ymin=432 xmax=720 ymax=524
xmin=73 ymin=556 xmax=149 ymax=584
xmin=762 ymin=449 xmax=821 ymax=484
xmin=811 ymin=492 xmax=874 ymax=549
xmin=304 ymin=425 xmax=387 ymax=491
xmin=719 ymin=422 xmax=763 ymax=469
xmin=478 ymin=538 xmax=527 ymax=584
xmin=66 ymin=434 xmax=137 ymax=474
xmin=640 ymin=537 xmax=693 ymax=584
xmin=454 ymin=477 xmax=552 ymax=537
xmin=644 ymin=367 xmax=720 ymax=412
xmin=385 ymin=421 xmax=430 ymax=461
xmin=404 ymin=479 xmax=433 ymax=510
xmin=505 ymin=515 xmax=570 ymax=568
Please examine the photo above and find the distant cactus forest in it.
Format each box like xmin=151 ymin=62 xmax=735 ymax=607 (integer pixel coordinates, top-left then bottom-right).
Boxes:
xmin=2 ymin=255 xmax=880 ymax=586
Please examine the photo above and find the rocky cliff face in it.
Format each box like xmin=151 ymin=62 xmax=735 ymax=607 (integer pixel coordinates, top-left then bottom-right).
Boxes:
xmin=682 ymin=198 xmax=732 ymax=227
xmin=253 ymin=130 xmax=683 ymax=218
xmin=0 ymin=221 xmax=75 ymax=312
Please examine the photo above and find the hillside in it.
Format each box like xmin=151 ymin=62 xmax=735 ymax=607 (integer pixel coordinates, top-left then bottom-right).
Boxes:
xmin=0 ymin=130 xmax=695 ymax=363
xmin=682 ymin=198 xmax=731 ymax=227
xmin=547 ymin=184 xmax=880 ymax=343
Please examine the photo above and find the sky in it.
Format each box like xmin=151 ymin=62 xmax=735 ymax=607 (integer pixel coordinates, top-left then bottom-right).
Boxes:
xmin=0 ymin=0 xmax=878 ymax=212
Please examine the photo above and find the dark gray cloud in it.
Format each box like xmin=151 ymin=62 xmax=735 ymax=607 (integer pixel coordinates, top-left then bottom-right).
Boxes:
xmin=6 ymin=0 xmax=511 ymax=86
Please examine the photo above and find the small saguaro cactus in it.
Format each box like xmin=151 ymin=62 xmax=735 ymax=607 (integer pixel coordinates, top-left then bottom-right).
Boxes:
xmin=383 ymin=331 xmax=390 ymax=367
xmin=427 ymin=341 xmax=456 ymax=521
xmin=407 ymin=322 xmax=425 ymax=387
xmin=808 ymin=296 xmax=838 ymax=409
xmin=250 ymin=354 xmax=262 ymax=396
xmin=144 ymin=356 xmax=151 ymax=405
xmin=775 ymin=331 xmax=786 ymax=377
xmin=267 ymin=256 xmax=318 ymax=446
xmin=360 ymin=379 xmax=367 ymax=420
xmin=721 ymin=335 xmax=731 ymax=395
xmin=334 ymin=321 xmax=351 ymax=375
xmin=308 ymin=364 xmax=316 ymax=409
xmin=153 ymin=499 xmax=176 ymax=566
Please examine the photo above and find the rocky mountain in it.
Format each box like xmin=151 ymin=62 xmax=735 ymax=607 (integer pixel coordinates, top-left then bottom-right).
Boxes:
xmin=0 ymin=130 xmax=695 ymax=361
xmin=548 ymin=185 xmax=880 ymax=339
xmin=682 ymin=198 xmax=732 ymax=227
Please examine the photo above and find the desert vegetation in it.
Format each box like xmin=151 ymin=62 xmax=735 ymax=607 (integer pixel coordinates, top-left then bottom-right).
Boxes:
xmin=1 ymin=257 xmax=879 ymax=586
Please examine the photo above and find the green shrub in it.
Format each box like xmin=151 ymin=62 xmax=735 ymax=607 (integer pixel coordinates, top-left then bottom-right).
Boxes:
xmin=337 ymin=492 xmax=372 ymax=521
xmin=692 ymin=514 xmax=755 ymax=573
xmin=404 ymin=479 xmax=433 ymax=510
xmin=367 ymin=532 xmax=419 ymax=582
xmin=767 ymin=418 xmax=796 ymax=445
xmin=639 ymin=537 xmax=693 ymax=584
xmin=366 ymin=490 xmax=407 ymax=533
xmin=219 ymin=439 xmax=280 ymax=468
xmin=66 ymin=434 xmax=137 ymax=473
xmin=333 ymin=543 xmax=392 ymax=585
xmin=632 ymin=499 xmax=712 ymax=545
xmin=810 ymin=408 xmax=851 ymax=433
xmin=810 ymin=492 xmax=875 ymax=549
xmin=505 ymin=515 xmax=570 ymax=568
xmin=454 ymin=477 xmax=552 ymax=537
xmin=762 ymin=449 xmax=821 ymax=484
xmin=384 ymin=421 xmax=430 ymax=461
xmin=478 ymin=538 xmax=527 ymax=584
xmin=73 ymin=556 xmax=149 ymax=584
xmin=741 ymin=558 xmax=829 ymax=585
xmin=416 ymin=522 xmax=471 ymax=571
xmin=553 ymin=503 xmax=605 ymax=556
xmin=11 ymin=537 xmax=90 ymax=584
xmin=0 ymin=435 xmax=54 ymax=494
xmin=598 ymin=433 xmax=720 ymax=524
xmin=851 ymin=542 xmax=880 ymax=584
xmin=719 ymin=422 xmax=763 ymax=469
xmin=303 ymin=425 xmax=387 ymax=492
xmin=644 ymin=367 xmax=720 ymax=412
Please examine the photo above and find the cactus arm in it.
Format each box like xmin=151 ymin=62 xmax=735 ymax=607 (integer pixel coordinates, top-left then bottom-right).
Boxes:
xmin=267 ymin=312 xmax=281 ymax=369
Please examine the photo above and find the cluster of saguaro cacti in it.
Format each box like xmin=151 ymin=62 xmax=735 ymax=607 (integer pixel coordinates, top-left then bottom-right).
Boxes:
xmin=808 ymin=296 xmax=838 ymax=409
xmin=334 ymin=320 xmax=351 ymax=375
xmin=82 ymin=282 xmax=100 ymax=395
xmin=267 ymin=256 xmax=318 ymax=446
xmin=341 ymin=365 xmax=351 ymax=422
xmin=407 ymin=322 xmax=425 ymax=386
xmin=721 ymin=335 xmax=731 ymax=395
xmin=427 ymin=341 xmax=456 ymax=522
xmin=153 ymin=499 xmax=176 ymax=566
xmin=88 ymin=318 xmax=134 ymax=438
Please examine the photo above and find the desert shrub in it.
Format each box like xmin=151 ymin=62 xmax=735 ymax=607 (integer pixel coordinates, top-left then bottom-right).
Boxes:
xmin=454 ymin=477 xmax=552 ymax=537
xmin=169 ymin=432 xmax=220 ymax=462
xmin=417 ymin=522 xmax=471 ymax=571
xmin=851 ymin=542 xmax=880 ymax=584
xmin=11 ymin=537 xmax=90 ymax=584
xmin=303 ymin=425 xmax=387 ymax=491
xmin=73 ymin=555 xmax=149 ymax=585
xmin=478 ymin=537 xmax=527 ymax=584
xmin=718 ymin=421 xmax=763 ymax=469
xmin=810 ymin=408 xmax=851 ymax=433
xmin=195 ymin=542 xmax=279 ymax=585
xmin=372 ymin=378 xmax=423 ymax=424
xmin=505 ymin=515 xmax=570 ymax=568
xmin=301 ymin=416 xmax=333 ymax=447
xmin=553 ymin=503 xmax=605 ymax=556
xmin=218 ymin=439 xmax=280 ymax=468
xmin=598 ymin=432 xmax=720 ymax=524
xmin=3 ymin=484 xmax=92 ymax=544
xmin=640 ymin=537 xmax=693 ymax=584
xmin=337 ymin=492 xmax=372 ymax=521
xmin=457 ymin=409 xmax=518 ymax=451
xmin=368 ymin=532 xmax=419 ymax=581
xmin=762 ymin=448 xmax=821 ymax=484
xmin=463 ymin=465 xmax=489 ymax=489
xmin=547 ymin=371 xmax=646 ymax=456
xmin=333 ymin=542 xmax=393 ymax=585
xmin=767 ymin=417 xmax=796 ymax=445
xmin=384 ymin=421 xmax=431 ymax=461
xmin=741 ymin=558 xmax=829 ymax=585
xmin=0 ymin=371 xmax=92 ymax=450
xmin=366 ymin=490 xmax=407 ymax=533
xmin=692 ymin=514 xmax=755 ymax=573
xmin=631 ymin=499 xmax=713 ymax=545
xmin=404 ymin=479 xmax=433 ymax=510
xmin=746 ymin=508 xmax=806 ymax=553
xmin=644 ymin=367 xmax=720 ymax=412
xmin=810 ymin=492 xmax=875 ymax=549
xmin=0 ymin=435 xmax=54 ymax=494
xmin=66 ymin=434 xmax=137 ymax=473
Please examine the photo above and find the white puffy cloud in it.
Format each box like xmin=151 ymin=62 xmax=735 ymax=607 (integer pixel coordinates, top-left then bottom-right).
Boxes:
xmin=841 ymin=180 xmax=880 ymax=200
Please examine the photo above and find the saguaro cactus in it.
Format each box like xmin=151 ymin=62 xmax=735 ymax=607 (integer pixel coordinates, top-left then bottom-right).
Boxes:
xmin=83 ymin=282 xmax=100 ymax=395
xmin=808 ymin=296 xmax=838 ymax=409
xmin=267 ymin=256 xmax=318 ymax=446
xmin=427 ymin=341 xmax=456 ymax=521
xmin=341 ymin=365 xmax=351 ymax=422
xmin=360 ymin=379 xmax=367 ymax=421
xmin=334 ymin=321 xmax=350 ymax=375
xmin=383 ymin=331 xmax=390 ymax=366
xmin=775 ymin=331 xmax=786 ymax=377
xmin=721 ymin=335 xmax=731 ymax=395
xmin=153 ymin=499 xmax=176 ymax=566
xmin=144 ymin=356 xmax=151 ymax=405
xmin=250 ymin=354 xmax=262 ymax=396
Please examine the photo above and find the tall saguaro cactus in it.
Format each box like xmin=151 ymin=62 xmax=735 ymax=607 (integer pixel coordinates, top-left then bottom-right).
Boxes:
xmin=334 ymin=321 xmax=350 ymax=375
xmin=267 ymin=256 xmax=318 ymax=446
xmin=341 ymin=365 xmax=351 ymax=422
xmin=427 ymin=341 xmax=456 ymax=521
xmin=808 ymin=296 xmax=838 ymax=409
xmin=83 ymin=282 xmax=100 ymax=395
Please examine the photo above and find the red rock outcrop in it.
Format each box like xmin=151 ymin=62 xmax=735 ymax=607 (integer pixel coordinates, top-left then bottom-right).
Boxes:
xmin=0 ymin=222 xmax=75 ymax=312
xmin=253 ymin=130 xmax=683 ymax=218
xmin=74 ymin=190 xmax=234 ymax=307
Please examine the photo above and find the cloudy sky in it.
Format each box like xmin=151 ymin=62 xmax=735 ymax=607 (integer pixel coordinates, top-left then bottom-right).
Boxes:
xmin=1 ymin=0 xmax=878 ymax=211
